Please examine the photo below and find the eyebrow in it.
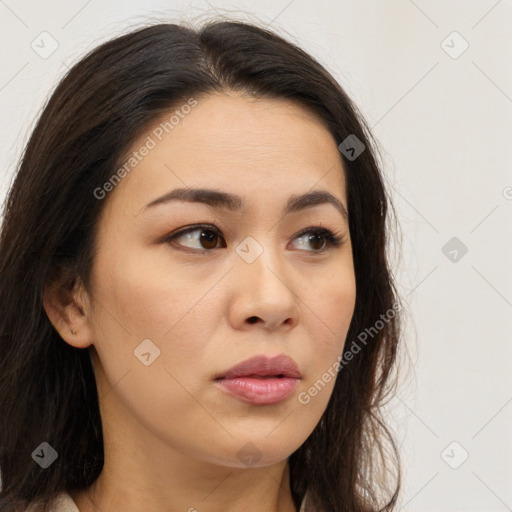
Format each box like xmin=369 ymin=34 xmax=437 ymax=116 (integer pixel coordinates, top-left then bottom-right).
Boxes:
xmin=141 ymin=187 xmax=348 ymax=220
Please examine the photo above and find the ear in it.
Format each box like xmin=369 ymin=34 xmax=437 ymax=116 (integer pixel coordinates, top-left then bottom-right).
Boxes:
xmin=43 ymin=266 xmax=94 ymax=349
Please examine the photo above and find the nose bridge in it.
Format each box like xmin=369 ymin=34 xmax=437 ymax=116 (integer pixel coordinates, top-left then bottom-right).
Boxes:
xmin=227 ymin=228 xmax=302 ymax=331
xmin=234 ymin=232 xmax=294 ymax=299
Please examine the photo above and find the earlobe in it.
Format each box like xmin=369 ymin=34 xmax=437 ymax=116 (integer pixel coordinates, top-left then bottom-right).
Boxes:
xmin=42 ymin=271 xmax=93 ymax=349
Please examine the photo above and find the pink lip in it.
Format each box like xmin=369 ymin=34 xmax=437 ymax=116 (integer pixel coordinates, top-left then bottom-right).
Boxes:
xmin=215 ymin=354 xmax=302 ymax=380
xmin=214 ymin=354 xmax=301 ymax=405
xmin=215 ymin=377 xmax=299 ymax=405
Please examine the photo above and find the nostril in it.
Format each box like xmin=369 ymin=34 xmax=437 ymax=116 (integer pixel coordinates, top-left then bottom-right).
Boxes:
xmin=247 ymin=316 xmax=258 ymax=324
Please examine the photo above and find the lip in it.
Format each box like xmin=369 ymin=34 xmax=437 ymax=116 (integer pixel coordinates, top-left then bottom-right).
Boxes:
xmin=214 ymin=354 xmax=301 ymax=405
xmin=215 ymin=354 xmax=302 ymax=380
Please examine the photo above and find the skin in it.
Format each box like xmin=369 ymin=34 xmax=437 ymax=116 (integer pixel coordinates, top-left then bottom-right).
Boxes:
xmin=44 ymin=91 xmax=356 ymax=512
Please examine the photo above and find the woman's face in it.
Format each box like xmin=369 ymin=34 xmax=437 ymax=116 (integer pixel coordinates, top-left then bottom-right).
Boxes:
xmin=77 ymin=92 xmax=356 ymax=468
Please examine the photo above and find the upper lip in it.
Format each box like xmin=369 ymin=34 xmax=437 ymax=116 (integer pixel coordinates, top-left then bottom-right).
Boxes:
xmin=215 ymin=354 xmax=302 ymax=380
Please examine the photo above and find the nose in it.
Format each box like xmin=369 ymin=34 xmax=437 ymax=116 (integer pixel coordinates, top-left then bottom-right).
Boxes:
xmin=228 ymin=242 xmax=300 ymax=331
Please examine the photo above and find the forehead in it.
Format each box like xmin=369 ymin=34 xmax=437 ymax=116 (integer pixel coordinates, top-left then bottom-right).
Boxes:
xmin=107 ymin=92 xmax=347 ymax=215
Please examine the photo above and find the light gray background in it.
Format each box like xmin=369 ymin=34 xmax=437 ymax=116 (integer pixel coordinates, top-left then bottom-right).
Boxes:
xmin=1 ymin=1 xmax=511 ymax=511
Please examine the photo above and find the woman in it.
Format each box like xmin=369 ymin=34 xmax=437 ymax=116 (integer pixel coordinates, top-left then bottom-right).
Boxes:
xmin=0 ymin=19 xmax=402 ymax=512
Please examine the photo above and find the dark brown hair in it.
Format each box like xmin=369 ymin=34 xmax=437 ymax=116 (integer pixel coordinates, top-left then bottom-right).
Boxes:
xmin=0 ymin=18 xmax=403 ymax=511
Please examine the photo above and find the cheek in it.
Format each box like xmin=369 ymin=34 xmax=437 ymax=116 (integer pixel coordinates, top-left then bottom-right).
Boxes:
xmin=91 ymin=244 xmax=200 ymax=337
xmin=96 ymin=355 xmax=215 ymax=461
xmin=88 ymin=258 xmax=214 ymax=440
xmin=300 ymin=271 xmax=356 ymax=401
xmin=308 ymin=268 xmax=356 ymax=346
xmin=88 ymin=251 xmax=219 ymax=391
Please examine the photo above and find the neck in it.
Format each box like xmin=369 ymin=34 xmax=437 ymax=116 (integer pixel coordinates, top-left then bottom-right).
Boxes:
xmin=70 ymin=457 xmax=298 ymax=512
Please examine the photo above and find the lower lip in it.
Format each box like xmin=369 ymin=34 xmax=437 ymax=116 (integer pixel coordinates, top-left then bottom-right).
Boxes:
xmin=215 ymin=377 xmax=300 ymax=405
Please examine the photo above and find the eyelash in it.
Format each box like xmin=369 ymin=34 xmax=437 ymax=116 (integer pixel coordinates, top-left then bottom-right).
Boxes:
xmin=162 ymin=223 xmax=345 ymax=254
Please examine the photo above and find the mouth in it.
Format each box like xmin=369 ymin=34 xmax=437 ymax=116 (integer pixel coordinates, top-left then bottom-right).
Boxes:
xmin=214 ymin=374 xmax=300 ymax=405
xmin=213 ymin=354 xmax=301 ymax=405
xmin=215 ymin=374 xmax=288 ymax=380
xmin=214 ymin=354 xmax=302 ymax=381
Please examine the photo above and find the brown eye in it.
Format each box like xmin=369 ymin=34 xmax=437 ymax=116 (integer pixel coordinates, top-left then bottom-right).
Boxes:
xmin=164 ymin=224 xmax=343 ymax=254
xmin=305 ymin=233 xmax=325 ymax=251
xmin=163 ymin=224 xmax=226 ymax=252
xmin=197 ymin=229 xmax=220 ymax=250
xmin=291 ymin=228 xmax=344 ymax=253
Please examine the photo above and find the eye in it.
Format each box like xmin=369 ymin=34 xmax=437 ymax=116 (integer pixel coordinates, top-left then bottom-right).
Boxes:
xmin=163 ymin=224 xmax=345 ymax=254
xmin=167 ymin=225 xmax=226 ymax=251
xmin=291 ymin=227 xmax=344 ymax=252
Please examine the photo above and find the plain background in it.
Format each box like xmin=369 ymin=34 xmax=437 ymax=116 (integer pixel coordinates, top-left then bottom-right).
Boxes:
xmin=1 ymin=1 xmax=511 ymax=511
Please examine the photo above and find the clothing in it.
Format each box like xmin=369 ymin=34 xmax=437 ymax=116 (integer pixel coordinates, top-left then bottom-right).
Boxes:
xmin=40 ymin=491 xmax=308 ymax=511
xmin=299 ymin=492 xmax=307 ymax=512
xmin=26 ymin=492 xmax=79 ymax=512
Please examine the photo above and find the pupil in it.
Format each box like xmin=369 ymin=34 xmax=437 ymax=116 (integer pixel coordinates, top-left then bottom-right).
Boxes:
xmin=309 ymin=234 xmax=324 ymax=251
xmin=200 ymin=230 xmax=217 ymax=249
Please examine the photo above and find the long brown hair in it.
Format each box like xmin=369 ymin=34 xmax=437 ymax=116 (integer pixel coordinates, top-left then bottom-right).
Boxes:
xmin=0 ymin=19 xmax=403 ymax=511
